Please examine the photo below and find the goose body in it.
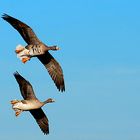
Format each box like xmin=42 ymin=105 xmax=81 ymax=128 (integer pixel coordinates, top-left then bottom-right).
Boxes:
xmin=2 ymin=14 xmax=65 ymax=92
xmin=12 ymin=99 xmax=44 ymax=111
xmin=12 ymin=72 xmax=55 ymax=135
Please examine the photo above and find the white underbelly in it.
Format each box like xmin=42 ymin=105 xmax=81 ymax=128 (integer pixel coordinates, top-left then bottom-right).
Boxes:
xmin=12 ymin=102 xmax=39 ymax=111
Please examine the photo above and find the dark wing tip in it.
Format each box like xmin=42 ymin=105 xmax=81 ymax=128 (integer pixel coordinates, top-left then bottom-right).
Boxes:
xmin=13 ymin=71 xmax=21 ymax=79
xmin=61 ymin=86 xmax=65 ymax=92
xmin=57 ymin=83 xmax=65 ymax=92
xmin=49 ymin=72 xmax=65 ymax=92
xmin=13 ymin=71 xmax=22 ymax=83
xmin=39 ymin=122 xmax=49 ymax=135
xmin=1 ymin=13 xmax=10 ymax=20
xmin=38 ymin=116 xmax=49 ymax=135
xmin=53 ymin=72 xmax=65 ymax=92
xmin=30 ymin=109 xmax=49 ymax=135
xmin=13 ymin=71 xmax=20 ymax=79
xmin=13 ymin=71 xmax=19 ymax=76
xmin=43 ymin=127 xmax=49 ymax=135
xmin=13 ymin=71 xmax=27 ymax=84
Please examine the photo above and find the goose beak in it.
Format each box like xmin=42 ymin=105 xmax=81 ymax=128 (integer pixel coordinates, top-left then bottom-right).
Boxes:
xmin=52 ymin=99 xmax=55 ymax=102
xmin=56 ymin=46 xmax=60 ymax=50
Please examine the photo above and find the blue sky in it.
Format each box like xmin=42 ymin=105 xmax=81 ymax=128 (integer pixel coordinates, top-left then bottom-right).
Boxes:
xmin=0 ymin=0 xmax=140 ymax=140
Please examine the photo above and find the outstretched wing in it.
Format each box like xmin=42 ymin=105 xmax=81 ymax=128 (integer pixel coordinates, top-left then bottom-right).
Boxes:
xmin=30 ymin=108 xmax=49 ymax=135
xmin=2 ymin=14 xmax=41 ymax=44
xmin=13 ymin=72 xmax=37 ymax=100
xmin=37 ymin=52 xmax=65 ymax=92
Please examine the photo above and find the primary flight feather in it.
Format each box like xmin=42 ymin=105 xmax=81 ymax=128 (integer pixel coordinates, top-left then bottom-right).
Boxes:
xmin=12 ymin=72 xmax=55 ymax=135
xmin=2 ymin=14 xmax=65 ymax=92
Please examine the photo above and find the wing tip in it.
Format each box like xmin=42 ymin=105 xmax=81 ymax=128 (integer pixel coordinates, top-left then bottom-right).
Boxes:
xmin=38 ymin=119 xmax=49 ymax=135
xmin=43 ymin=130 xmax=49 ymax=135
xmin=13 ymin=71 xmax=25 ymax=82
xmin=1 ymin=13 xmax=9 ymax=20
xmin=56 ymin=83 xmax=65 ymax=92
xmin=13 ymin=71 xmax=20 ymax=77
xmin=42 ymin=123 xmax=49 ymax=135
xmin=58 ymin=86 xmax=65 ymax=92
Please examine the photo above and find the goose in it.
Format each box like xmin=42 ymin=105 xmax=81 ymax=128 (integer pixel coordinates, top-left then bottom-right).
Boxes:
xmin=11 ymin=72 xmax=55 ymax=135
xmin=2 ymin=14 xmax=65 ymax=92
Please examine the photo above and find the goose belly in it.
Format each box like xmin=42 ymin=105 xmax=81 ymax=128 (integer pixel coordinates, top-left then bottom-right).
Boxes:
xmin=28 ymin=44 xmax=43 ymax=56
xmin=12 ymin=102 xmax=39 ymax=111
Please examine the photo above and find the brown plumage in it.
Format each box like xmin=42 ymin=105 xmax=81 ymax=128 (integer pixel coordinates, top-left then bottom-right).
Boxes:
xmin=13 ymin=72 xmax=55 ymax=135
xmin=2 ymin=14 xmax=65 ymax=92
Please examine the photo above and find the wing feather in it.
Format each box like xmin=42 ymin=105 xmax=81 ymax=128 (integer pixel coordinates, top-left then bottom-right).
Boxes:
xmin=13 ymin=72 xmax=37 ymax=100
xmin=2 ymin=14 xmax=40 ymax=44
xmin=37 ymin=52 xmax=65 ymax=92
xmin=30 ymin=109 xmax=49 ymax=135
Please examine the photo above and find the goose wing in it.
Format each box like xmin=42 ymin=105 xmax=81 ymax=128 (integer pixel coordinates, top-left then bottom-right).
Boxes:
xmin=30 ymin=108 xmax=49 ymax=135
xmin=13 ymin=72 xmax=37 ymax=100
xmin=2 ymin=14 xmax=41 ymax=45
xmin=37 ymin=52 xmax=65 ymax=92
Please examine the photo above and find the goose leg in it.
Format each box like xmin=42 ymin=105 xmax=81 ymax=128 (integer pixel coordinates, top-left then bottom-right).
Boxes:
xmin=11 ymin=100 xmax=20 ymax=105
xmin=15 ymin=45 xmax=31 ymax=63
xmin=21 ymin=57 xmax=30 ymax=63
xmin=15 ymin=109 xmax=23 ymax=117
xmin=15 ymin=46 xmax=25 ymax=54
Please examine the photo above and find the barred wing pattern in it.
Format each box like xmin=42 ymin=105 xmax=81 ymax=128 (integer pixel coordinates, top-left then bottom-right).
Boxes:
xmin=38 ymin=52 xmax=65 ymax=92
xmin=30 ymin=109 xmax=49 ymax=135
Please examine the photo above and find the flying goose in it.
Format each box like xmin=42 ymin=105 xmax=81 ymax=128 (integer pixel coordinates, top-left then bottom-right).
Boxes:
xmin=2 ymin=14 xmax=65 ymax=92
xmin=11 ymin=72 xmax=55 ymax=135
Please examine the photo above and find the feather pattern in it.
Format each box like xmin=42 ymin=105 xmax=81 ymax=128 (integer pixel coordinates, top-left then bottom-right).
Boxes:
xmin=13 ymin=72 xmax=50 ymax=135
xmin=2 ymin=14 xmax=41 ymax=44
xmin=2 ymin=14 xmax=65 ymax=92
xmin=38 ymin=52 xmax=65 ymax=92
xmin=30 ymin=109 xmax=49 ymax=135
xmin=14 ymin=72 xmax=37 ymax=100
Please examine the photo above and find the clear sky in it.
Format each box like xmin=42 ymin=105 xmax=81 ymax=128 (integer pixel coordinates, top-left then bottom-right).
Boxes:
xmin=0 ymin=0 xmax=140 ymax=140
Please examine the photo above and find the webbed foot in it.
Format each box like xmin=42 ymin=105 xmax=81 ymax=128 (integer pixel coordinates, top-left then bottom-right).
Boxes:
xmin=15 ymin=110 xmax=23 ymax=117
xmin=11 ymin=100 xmax=20 ymax=105
xmin=22 ymin=57 xmax=30 ymax=63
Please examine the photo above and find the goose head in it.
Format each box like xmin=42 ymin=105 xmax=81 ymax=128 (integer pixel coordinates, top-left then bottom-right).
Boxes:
xmin=43 ymin=98 xmax=55 ymax=105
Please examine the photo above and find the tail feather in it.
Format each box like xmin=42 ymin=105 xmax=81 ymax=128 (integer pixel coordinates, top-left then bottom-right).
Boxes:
xmin=16 ymin=44 xmax=30 ymax=63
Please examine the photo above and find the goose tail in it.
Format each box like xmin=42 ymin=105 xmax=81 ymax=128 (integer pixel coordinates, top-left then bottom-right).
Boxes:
xmin=15 ymin=44 xmax=30 ymax=63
